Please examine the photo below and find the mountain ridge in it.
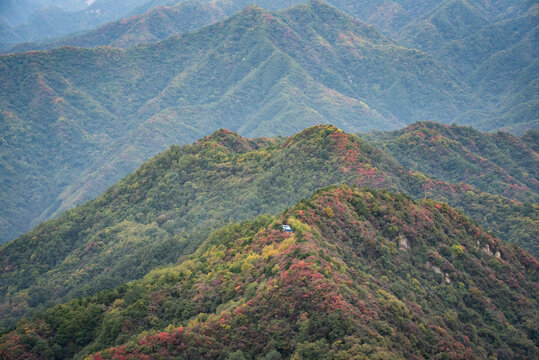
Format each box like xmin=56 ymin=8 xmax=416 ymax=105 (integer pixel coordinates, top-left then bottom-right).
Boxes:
xmin=1 ymin=125 xmax=536 ymax=332
xmin=1 ymin=184 xmax=537 ymax=359
xmin=0 ymin=0 xmax=161 ymax=46
xmin=364 ymin=121 xmax=539 ymax=202
xmin=0 ymin=1 xmax=472 ymax=243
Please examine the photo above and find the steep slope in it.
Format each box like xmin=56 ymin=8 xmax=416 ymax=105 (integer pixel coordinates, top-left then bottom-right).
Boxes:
xmin=365 ymin=121 xmax=539 ymax=202
xmin=467 ymin=23 xmax=538 ymax=133
xmin=0 ymin=1 xmax=470 ymax=243
xmin=0 ymin=0 xmax=473 ymax=53
xmin=2 ymin=0 xmax=435 ymax=52
xmin=7 ymin=0 xmax=531 ymax=52
xmin=0 ymin=125 xmax=536 ymax=331
xmin=522 ymin=129 xmax=539 ymax=153
xmin=436 ymin=4 xmax=537 ymax=78
xmin=327 ymin=0 xmax=530 ymax=39
xmin=397 ymin=0 xmax=533 ymax=52
xmin=5 ymin=0 xmax=306 ymax=53
xmin=1 ymin=185 xmax=537 ymax=359
xmin=7 ymin=0 xmax=535 ymax=135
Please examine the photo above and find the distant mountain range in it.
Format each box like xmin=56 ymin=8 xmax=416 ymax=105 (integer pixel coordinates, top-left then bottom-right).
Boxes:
xmin=0 ymin=0 xmax=158 ymax=45
xmin=1 ymin=1 xmax=537 ymax=245
xmin=4 ymin=0 xmax=533 ymax=51
xmin=0 ymin=0 xmax=90 ymax=27
xmin=5 ymin=1 xmax=537 ymax=134
xmin=0 ymin=2 xmax=536 ymax=358
xmin=1 ymin=125 xmax=536 ymax=332
xmin=1 ymin=183 xmax=537 ymax=359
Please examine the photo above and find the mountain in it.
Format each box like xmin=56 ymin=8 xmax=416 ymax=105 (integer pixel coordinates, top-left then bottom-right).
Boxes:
xmin=7 ymin=0 xmax=535 ymax=135
xmin=7 ymin=0 xmax=533 ymax=52
xmin=0 ymin=1 xmax=536 ymax=357
xmin=522 ymin=129 xmax=539 ymax=152
xmin=364 ymin=121 xmax=539 ymax=203
xmin=1 ymin=125 xmax=536 ymax=331
xmin=0 ymin=0 xmax=490 ymax=52
xmin=0 ymin=0 xmax=161 ymax=46
xmin=1 ymin=0 xmax=445 ymax=53
xmin=4 ymin=1 xmax=226 ymax=52
xmin=397 ymin=0 xmax=533 ymax=51
xmin=0 ymin=1 xmax=475 ymax=243
xmin=1 ymin=185 xmax=537 ymax=359
xmin=1 ymin=1 xmax=537 ymax=243
xmin=3 ymin=1 xmax=290 ymax=52
xmin=401 ymin=1 xmax=539 ymax=134
xmin=0 ymin=0 xmax=90 ymax=28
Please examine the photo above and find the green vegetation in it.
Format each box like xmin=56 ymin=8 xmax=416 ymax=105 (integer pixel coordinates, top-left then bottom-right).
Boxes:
xmin=7 ymin=1 xmax=227 ymax=52
xmin=1 ymin=1 xmax=536 ymax=244
xmin=1 ymin=185 xmax=537 ymax=359
xmin=0 ymin=1 xmax=443 ymax=242
xmin=522 ymin=129 xmax=539 ymax=153
xmin=364 ymin=121 xmax=539 ymax=202
xmin=1 ymin=125 xmax=536 ymax=331
xmin=0 ymin=2 xmax=536 ymax=357
xmin=5 ymin=1 xmax=291 ymax=52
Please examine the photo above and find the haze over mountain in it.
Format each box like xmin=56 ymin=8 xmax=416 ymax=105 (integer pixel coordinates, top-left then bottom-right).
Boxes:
xmin=0 ymin=0 xmax=90 ymax=28
xmin=1 ymin=184 xmax=537 ymax=359
xmin=6 ymin=0 xmax=533 ymax=51
xmin=1 ymin=125 xmax=536 ymax=332
xmin=7 ymin=0 xmax=535 ymax=135
xmin=2 ymin=1 xmax=537 ymax=246
xmin=0 ymin=0 xmax=160 ymax=46
xmin=0 ymin=1 xmax=471 ymax=243
xmin=0 ymin=1 xmax=537 ymax=359
xmin=1 ymin=0 xmax=537 ymax=245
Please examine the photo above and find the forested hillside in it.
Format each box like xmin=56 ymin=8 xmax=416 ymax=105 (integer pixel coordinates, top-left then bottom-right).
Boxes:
xmin=1 ymin=125 xmax=536 ymax=331
xmin=5 ymin=0 xmax=536 ymax=135
xmin=1 ymin=185 xmax=537 ymax=359
xmin=3 ymin=0 xmax=290 ymax=52
xmin=0 ymin=1 xmax=472 ymax=243
xmin=8 ymin=0 xmax=533 ymax=54
xmin=0 ymin=1 xmax=536 ymax=359
xmin=365 ymin=122 xmax=539 ymax=203
xmin=2 ymin=1 xmax=536 ymax=244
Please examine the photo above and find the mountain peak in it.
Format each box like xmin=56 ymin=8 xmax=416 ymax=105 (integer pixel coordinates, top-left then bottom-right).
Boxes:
xmin=205 ymin=128 xmax=241 ymax=140
xmin=200 ymin=128 xmax=273 ymax=153
xmin=0 ymin=124 xmax=535 ymax=342
xmin=7 ymin=184 xmax=534 ymax=359
xmin=287 ymin=0 xmax=376 ymax=31
xmin=290 ymin=124 xmax=343 ymax=140
xmin=235 ymin=4 xmax=274 ymax=21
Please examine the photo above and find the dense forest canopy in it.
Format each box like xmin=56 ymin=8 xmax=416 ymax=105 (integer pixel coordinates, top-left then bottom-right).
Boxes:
xmin=1 ymin=125 xmax=536 ymax=332
xmin=1 ymin=1 xmax=537 ymax=244
xmin=0 ymin=1 xmax=537 ymax=358
xmin=1 ymin=185 xmax=537 ymax=359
